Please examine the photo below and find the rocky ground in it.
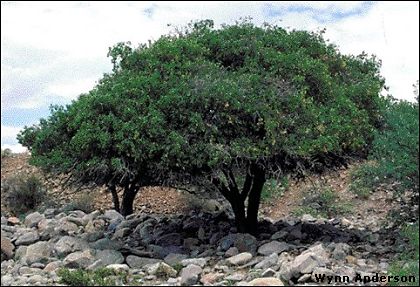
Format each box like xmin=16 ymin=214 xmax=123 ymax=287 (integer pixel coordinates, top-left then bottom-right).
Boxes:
xmin=1 ymin=154 xmax=408 ymax=286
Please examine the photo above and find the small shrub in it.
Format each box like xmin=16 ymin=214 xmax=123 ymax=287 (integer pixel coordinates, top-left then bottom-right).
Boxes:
xmin=58 ymin=268 xmax=125 ymax=286
xmin=1 ymin=148 xmax=12 ymax=159
xmin=3 ymin=175 xmax=47 ymax=215
xmin=62 ymin=193 xmax=96 ymax=213
xmin=261 ymin=177 xmax=289 ymax=203
xmin=298 ymin=186 xmax=353 ymax=218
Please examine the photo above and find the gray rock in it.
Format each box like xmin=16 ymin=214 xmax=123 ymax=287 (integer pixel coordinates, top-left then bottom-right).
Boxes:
xmin=261 ymin=268 xmax=276 ymax=277
xmin=226 ymin=252 xmax=253 ymax=266
xmin=258 ymin=241 xmax=290 ymax=256
xmin=144 ymin=262 xmax=177 ymax=278
xmin=63 ymin=249 xmax=95 ymax=268
xmin=90 ymin=238 xmax=122 ymax=250
xmin=102 ymin=210 xmax=124 ymax=222
xmin=164 ymin=253 xmax=188 ymax=266
xmin=15 ymin=231 xmax=39 ymax=248
xmin=255 ymin=253 xmax=278 ymax=269
xmin=126 ymin=255 xmax=162 ymax=268
xmin=95 ymin=249 xmax=124 ymax=266
xmin=218 ymin=234 xmax=237 ymax=251
xmin=1 ymin=274 xmax=14 ymax=286
xmin=155 ymin=233 xmax=183 ymax=247
xmin=54 ymin=236 xmax=89 ymax=257
xmin=180 ymin=264 xmax=202 ymax=286
xmin=24 ymin=212 xmax=45 ymax=228
xmin=135 ymin=218 xmax=156 ymax=244
xmin=112 ymin=227 xmax=131 ymax=240
xmin=332 ymin=243 xmax=351 ymax=260
xmin=225 ymin=273 xmax=246 ymax=281
xmin=44 ymin=261 xmax=62 ymax=272
xmin=225 ymin=247 xmax=239 ymax=257
xmin=271 ymin=231 xmax=288 ymax=240
xmin=26 ymin=241 xmax=52 ymax=265
xmin=54 ymin=220 xmax=79 ymax=235
xmin=234 ymin=233 xmax=258 ymax=254
xmin=181 ymin=258 xmax=208 ymax=268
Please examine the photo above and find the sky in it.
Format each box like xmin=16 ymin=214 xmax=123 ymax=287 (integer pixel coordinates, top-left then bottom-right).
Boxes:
xmin=1 ymin=1 xmax=419 ymax=152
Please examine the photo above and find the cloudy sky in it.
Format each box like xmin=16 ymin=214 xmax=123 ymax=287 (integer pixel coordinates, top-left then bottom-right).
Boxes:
xmin=1 ymin=1 xmax=419 ymax=152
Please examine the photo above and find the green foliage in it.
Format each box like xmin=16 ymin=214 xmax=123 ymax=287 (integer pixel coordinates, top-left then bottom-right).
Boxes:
xmin=389 ymin=223 xmax=419 ymax=286
xmin=261 ymin=177 xmax=289 ymax=202
xmin=18 ymin=19 xmax=386 ymax=220
xmin=296 ymin=186 xmax=353 ymax=218
xmin=57 ymin=268 xmax=127 ymax=286
xmin=3 ymin=175 xmax=47 ymax=216
xmin=350 ymin=98 xmax=419 ymax=211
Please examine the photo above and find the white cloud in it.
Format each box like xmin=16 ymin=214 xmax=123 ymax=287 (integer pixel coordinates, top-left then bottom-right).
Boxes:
xmin=1 ymin=125 xmax=22 ymax=142
xmin=1 ymin=143 xmax=27 ymax=154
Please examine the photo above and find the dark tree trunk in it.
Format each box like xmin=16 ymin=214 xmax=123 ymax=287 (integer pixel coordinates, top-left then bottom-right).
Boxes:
xmin=246 ymin=164 xmax=266 ymax=234
xmin=212 ymin=162 xmax=266 ymax=235
xmin=231 ymin=197 xmax=247 ymax=233
xmin=121 ymin=184 xmax=138 ymax=216
xmin=109 ymin=184 xmax=120 ymax=213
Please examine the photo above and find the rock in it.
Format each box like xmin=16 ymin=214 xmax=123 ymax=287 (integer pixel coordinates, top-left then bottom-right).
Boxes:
xmin=85 ymin=219 xmax=106 ymax=234
xmin=311 ymin=267 xmax=335 ymax=282
xmin=246 ymin=277 xmax=284 ymax=286
xmin=1 ymin=274 xmax=14 ymax=286
xmin=234 ymin=233 xmax=258 ymax=254
xmin=255 ymin=253 xmax=278 ymax=269
xmin=226 ymin=252 xmax=253 ymax=266
xmin=164 ymin=253 xmax=188 ymax=266
xmin=291 ymin=252 xmax=326 ymax=275
xmin=7 ymin=217 xmax=20 ymax=225
xmin=112 ymin=227 xmax=131 ymax=240
xmin=225 ymin=273 xmax=246 ymax=281
xmin=106 ymin=264 xmax=130 ymax=272
xmin=181 ymin=258 xmax=208 ymax=268
xmin=218 ymin=234 xmax=237 ymax=251
xmin=54 ymin=236 xmax=89 ymax=257
xmin=145 ymin=262 xmax=177 ymax=278
xmin=180 ymin=264 xmax=202 ymax=286
xmin=301 ymin=214 xmax=316 ymax=222
xmin=90 ymin=238 xmax=122 ymax=250
xmin=183 ymin=238 xmax=200 ymax=250
xmin=1 ymin=236 xmax=15 ymax=260
xmin=200 ymin=272 xmax=224 ymax=285
xmin=63 ymin=249 xmax=95 ymax=268
xmin=24 ymin=212 xmax=45 ymax=228
xmin=297 ymin=273 xmax=312 ymax=283
xmin=95 ymin=249 xmax=124 ymax=266
xmin=261 ymin=268 xmax=276 ymax=277
xmin=346 ymin=255 xmax=358 ymax=265
xmin=15 ymin=231 xmax=40 ymax=246
xmin=332 ymin=243 xmax=351 ymax=260
xmin=54 ymin=220 xmax=79 ymax=235
xmin=102 ymin=210 xmax=124 ymax=222
xmin=126 ymin=255 xmax=161 ymax=268
xmin=257 ymin=241 xmax=290 ymax=256
xmin=271 ymin=231 xmax=288 ymax=240
xmin=44 ymin=261 xmax=62 ymax=272
xmin=15 ymin=245 xmax=28 ymax=262
xmin=225 ymin=247 xmax=239 ymax=257
xmin=341 ymin=217 xmax=352 ymax=226
xmin=155 ymin=233 xmax=183 ymax=247
xmin=197 ymin=227 xmax=206 ymax=241
xmin=26 ymin=241 xmax=52 ymax=265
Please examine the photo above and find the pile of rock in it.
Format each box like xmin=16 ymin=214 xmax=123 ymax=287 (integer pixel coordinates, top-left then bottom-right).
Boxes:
xmin=1 ymin=208 xmax=398 ymax=286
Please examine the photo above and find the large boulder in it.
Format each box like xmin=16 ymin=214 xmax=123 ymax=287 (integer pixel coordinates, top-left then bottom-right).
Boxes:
xmin=26 ymin=241 xmax=53 ymax=265
xmin=63 ymin=249 xmax=95 ymax=268
xmin=226 ymin=252 xmax=253 ymax=266
xmin=24 ymin=212 xmax=45 ymax=228
xmin=126 ymin=255 xmax=161 ymax=269
xmin=257 ymin=241 xmax=290 ymax=256
xmin=54 ymin=236 xmax=89 ymax=257
xmin=180 ymin=264 xmax=202 ymax=286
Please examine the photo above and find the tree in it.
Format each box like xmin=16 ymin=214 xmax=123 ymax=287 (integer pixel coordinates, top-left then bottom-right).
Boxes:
xmin=18 ymin=19 xmax=386 ymax=233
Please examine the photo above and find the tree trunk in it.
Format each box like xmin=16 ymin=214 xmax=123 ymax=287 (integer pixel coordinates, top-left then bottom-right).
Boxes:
xmin=231 ymin=197 xmax=247 ymax=233
xmin=120 ymin=185 xmax=138 ymax=216
xmin=246 ymin=164 xmax=266 ymax=234
xmin=109 ymin=184 xmax=120 ymax=213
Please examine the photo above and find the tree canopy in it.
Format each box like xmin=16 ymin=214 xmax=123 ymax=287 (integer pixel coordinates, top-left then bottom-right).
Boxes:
xmin=18 ymin=19 xmax=386 ymax=233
